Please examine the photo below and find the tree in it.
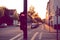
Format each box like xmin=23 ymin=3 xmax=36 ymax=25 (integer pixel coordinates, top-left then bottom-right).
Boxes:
xmin=27 ymin=5 xmax=42 ymax=23
xmin=0 ymin=8 xmax=4 ymax=17
xmin=13 ymin=11 xmax=19 ymax=20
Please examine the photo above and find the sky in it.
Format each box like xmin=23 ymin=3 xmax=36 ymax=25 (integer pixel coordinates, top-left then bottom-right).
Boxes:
xmin=0 ymin=0 xmax=49 ymax=19
xmin=0 ymin=0 xmax=24 ymax=14
xmin=28 ymin=0 xmax=49 ymax=19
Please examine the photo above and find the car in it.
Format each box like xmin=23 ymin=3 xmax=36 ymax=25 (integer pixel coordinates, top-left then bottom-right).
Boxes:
xmin=31 ymin=22 xmax=42 ymax=29
xmin=16 ymin=23 xmax=20 ymax=26
xmin=0 ymin=23 xmax=7 ymax=28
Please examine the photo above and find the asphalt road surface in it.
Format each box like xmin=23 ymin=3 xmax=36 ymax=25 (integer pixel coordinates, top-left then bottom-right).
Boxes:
xmin=27 ymin=24 xmax=60 ymax=40
xmin=0 ymin=24 xmax=60 ymax=40
xmin=0 ymin=26 xmax=23 ymax=40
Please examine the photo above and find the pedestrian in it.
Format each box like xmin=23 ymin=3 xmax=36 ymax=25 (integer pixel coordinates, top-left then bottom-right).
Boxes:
xmin=19 ymin=12 xmax=27 ymax=40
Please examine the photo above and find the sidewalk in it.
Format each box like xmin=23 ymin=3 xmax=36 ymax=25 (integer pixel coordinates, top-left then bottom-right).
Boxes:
xmin=42 ymin=32 xmax=57 ymax=40
xmin=45 ymin=24 xmax=56 ymax=32
xmin=41 ymin=24 xmax=60 ymax=40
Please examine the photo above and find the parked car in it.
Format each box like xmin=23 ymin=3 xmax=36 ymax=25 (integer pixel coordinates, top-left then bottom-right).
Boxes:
xmin=0 ymin=23 xmax=7 ymax=28
xmin=16 ymin=23 xmax=20 ymax=26
xmin=31 ymin=22 xmax=42 ymax=29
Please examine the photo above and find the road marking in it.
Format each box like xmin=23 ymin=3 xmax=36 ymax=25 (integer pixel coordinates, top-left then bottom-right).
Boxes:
xmin=39 ymin=32 xmax=43 ymax=40
xmin=17 ymin=35 xmax=23 ymax=40
xmin=17 ymin=30 xmax=35 ymax=40
xmin=9 ymin=33 xmax=23 ymax=40
xmin=31 ymin=32 xmax=39 ymax=40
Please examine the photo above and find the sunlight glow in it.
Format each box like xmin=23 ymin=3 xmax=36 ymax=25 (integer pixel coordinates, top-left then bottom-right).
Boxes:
xmin=0 ymin=0 xmax=23 ymax=14
xmin=28 ymin=0 xmax=49 ymax=19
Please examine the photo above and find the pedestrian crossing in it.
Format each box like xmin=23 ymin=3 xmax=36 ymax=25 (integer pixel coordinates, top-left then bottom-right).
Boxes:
xmin=27 ymin=24 xmax=60 ymax=40
xmin=15 ymin=24 xmax=60 ymax=40
xmin=28 ymin=32 xmax=58 ymax=40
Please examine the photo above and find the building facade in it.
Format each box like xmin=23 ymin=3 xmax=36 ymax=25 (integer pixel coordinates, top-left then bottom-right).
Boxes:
xmin=46 ymin=0 xmax=60 ymax=29
xmin=0 ymin=7 xmax=19 ymax=26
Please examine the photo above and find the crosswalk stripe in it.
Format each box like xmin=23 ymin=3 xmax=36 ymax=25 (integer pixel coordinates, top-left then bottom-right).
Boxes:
xmin=9 ymin=33 xmax=23 ymax=40
xmin=31 ymin=32 xmax=39 ymax=40
xmin=17 ymin=35 xmax=23 ymax=40
xmin=39 ymin=32 xmax=43 ymax=39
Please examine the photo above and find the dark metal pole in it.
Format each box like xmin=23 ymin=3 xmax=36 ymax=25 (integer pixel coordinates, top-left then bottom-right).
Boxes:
xmin=57 ymin=15 xmax=58 ymax=40
xmin=24 ymin=0 xmax=27 ymax=40
xmin=24 ymin=0 xmax=27 ymax=13
xmin=49 ymin=0 xmax=50 ymax=32
xmin=56 ymin=6 xmax=58 ymax=40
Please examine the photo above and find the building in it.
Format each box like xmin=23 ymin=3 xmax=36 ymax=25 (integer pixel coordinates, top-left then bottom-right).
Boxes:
xmin=0 ymin=7 xmax=19 ymax=26
xmin=46 ymin=0 xmax=60 ymax=29
xmin=0 ymin=7 xmax=6 ymax=25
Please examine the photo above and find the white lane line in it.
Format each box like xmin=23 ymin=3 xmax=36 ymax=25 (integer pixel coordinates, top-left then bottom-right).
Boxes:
xmin=17 ymin=35 xmax=23 ymax=40
xmin=39 ymin=32 xmax=43 ymax=40
xmin=9 ymin=33 xmax=23 ymax=40
xmin=17 ymin=31 xmax=34 ymax=40
xmin=31 ymin=32 xmax=39 ymax=40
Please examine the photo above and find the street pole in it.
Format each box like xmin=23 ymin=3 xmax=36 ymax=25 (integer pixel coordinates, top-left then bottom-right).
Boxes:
xmin=56 ymin=6 xmax=58 ymax=40
xmin=49 ymin=0 xmax=50 ymax=32
xmin=24 ymin=0 xmax=27 ymax=40
xmin=57 ymin=14 xmax=58 ymax=40
xmin=24 ymin=0 xmax=27 ymax=13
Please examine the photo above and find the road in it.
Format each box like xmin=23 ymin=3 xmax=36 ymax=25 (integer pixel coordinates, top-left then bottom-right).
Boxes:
xmin=0 ymin=24 xmax=60 ymax=40
xmin=0 ymin=26 xmax=23 ymax=40
xmin=27 ymin=23 xmax=60 ymax=40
